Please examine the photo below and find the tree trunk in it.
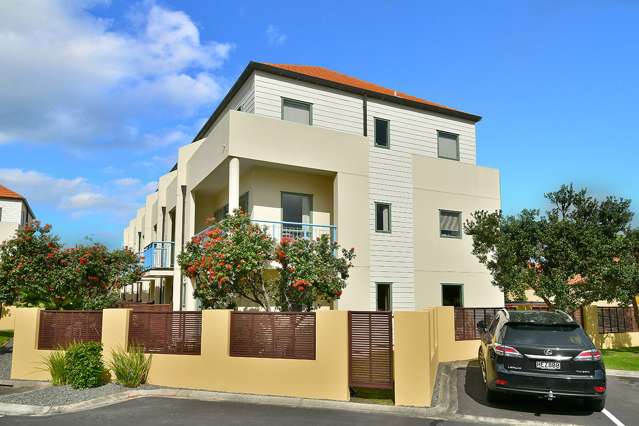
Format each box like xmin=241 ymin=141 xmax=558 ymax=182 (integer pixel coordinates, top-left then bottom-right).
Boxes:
xmin=541 ymin=295 xmax=554 ymax=310
xmin=632 ymin=297 xmax=639 ymax=330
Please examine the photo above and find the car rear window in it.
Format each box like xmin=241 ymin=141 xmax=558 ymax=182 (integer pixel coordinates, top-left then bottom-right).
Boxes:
xmin=503 ymin=324 xmax=590 ymax=347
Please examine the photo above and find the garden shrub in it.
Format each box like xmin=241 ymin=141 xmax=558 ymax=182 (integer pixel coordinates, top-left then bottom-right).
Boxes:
xmin=41 ymin=350 xmax=67 ymax=386
xmin=64 ymin=341 xmax=107 ymax=389
xmin=109 ymin=346 xmax=152 ymax=388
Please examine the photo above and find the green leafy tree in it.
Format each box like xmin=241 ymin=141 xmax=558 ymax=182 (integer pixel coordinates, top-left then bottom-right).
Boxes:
xmin=464 ymin=184 xmax=636 ymax=311
xmin=0 ymin=222 xmax=142 ymax=309
xmin=178 ymin=211 xmax=355 ymax=311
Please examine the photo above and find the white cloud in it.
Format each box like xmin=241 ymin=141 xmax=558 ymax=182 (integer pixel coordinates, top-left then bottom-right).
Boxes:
xmin=0 ymin=1 xmax=232 ymax=148
xmin=113 ymin=177 xmax=141 ymax=187
xmin=0 ymin=168 xmax=139 ymax=218
xmin=266 ymin=25 xmax=287 ymax=46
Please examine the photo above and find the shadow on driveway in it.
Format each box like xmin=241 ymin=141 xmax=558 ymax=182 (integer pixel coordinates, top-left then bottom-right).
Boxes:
xmin=458 ymin=364 xmax=610 ymax=424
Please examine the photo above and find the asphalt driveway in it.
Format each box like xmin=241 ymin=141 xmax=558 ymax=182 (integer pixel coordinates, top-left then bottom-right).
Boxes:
xmin=457 ymin=363 xmax=637 ymax=425
xmin=0 ymin=397 xmax=479 ymax=426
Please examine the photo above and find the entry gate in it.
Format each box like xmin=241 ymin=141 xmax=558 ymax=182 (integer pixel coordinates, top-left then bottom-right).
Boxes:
xmin=348 ymin=311 xmax=393 ymax=389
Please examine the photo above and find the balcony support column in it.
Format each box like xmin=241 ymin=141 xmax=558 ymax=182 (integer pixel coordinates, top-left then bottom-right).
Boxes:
xmin=228 ymin=157 xmax=240 ymax=213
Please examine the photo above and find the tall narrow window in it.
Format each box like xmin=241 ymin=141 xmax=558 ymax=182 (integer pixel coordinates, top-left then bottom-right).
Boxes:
xmin=239 ymin=192 xmax=249 ymax=214
xmin=376 ymin=283 xmax=392 ymax=311
xmin=438 ymin=131 xmax=459 ymax=160
xmin=375 ymin=202 xmax=391 ymax=233
xmin=374 ymin=118 xmax=390 ymax=148
xmin=282 ymin=98 xmax=312 ymax=125
xmin=440 ymin=210 xmax=462 ymax=238
xmin=0 ymin=207 xmax=2 ymax=222
xmin=442 ymin=284 xmax=463 ymax=307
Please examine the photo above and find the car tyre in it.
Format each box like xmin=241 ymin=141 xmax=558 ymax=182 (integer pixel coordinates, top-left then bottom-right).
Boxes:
xmin=587 ymin=398 xmax=605 ymax=412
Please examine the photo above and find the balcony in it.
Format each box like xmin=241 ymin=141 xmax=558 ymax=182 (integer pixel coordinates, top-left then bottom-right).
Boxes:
xmin=142 ymin=241 xmax=174 ymax=270
xmin=197 ymin=220 xmax=336 ymax=243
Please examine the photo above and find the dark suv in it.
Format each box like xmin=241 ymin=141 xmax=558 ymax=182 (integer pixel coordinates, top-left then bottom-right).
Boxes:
xmin=477 ymin=310 xmax=606 ymax=411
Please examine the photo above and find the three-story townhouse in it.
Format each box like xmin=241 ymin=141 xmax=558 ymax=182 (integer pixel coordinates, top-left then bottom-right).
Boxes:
xmin=123 ymin=62 xmax=504 ymax=311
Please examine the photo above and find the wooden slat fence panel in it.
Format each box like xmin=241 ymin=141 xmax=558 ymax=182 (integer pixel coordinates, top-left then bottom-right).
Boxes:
xmin=348 ymin=311 xmax=393 ymax=389
xmin=454 ymin=308 xmax=501 ymax=341
xmin=37 ymin=310 xmax=103 ymax=350
xmin=128 ymin=311 xmax=202 ymax=355
xmin=230 ymin=312 xmax=316 ymax=360
xmin=598 ymin=307 xmax=638 ymax=334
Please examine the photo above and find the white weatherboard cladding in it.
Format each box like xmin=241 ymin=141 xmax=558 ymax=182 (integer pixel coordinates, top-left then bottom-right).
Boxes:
xmin=253 ymin=71 xmax=363 ymax=135
xmin=366 ymin=99 xmax=476 ymax=311
xmin=203 ymin=74 xmax=255 ymax=138
xmin=229 ymin=73 xmax=255 ymax=113
xmin=0 ymin=199 xmax=22 ymax=224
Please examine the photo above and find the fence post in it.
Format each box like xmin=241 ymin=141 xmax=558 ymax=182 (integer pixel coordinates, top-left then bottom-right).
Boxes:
xmin=11 ymin=307 xmax=48 ymax=380
xmin=394 ymin=311 xmax=431 ymax=407
xmin=581 ymin=305 xmax=600 ymax=347
xmin=102 ymin=309 xmax=131 ymax=366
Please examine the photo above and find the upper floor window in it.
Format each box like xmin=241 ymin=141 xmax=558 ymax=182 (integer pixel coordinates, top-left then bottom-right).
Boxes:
xmin=375 ymin=202 xmax=391 ymax=233
xmin=438 ymin=131 xmax=459 ymax=161
xmin=440 ymin=210 xmax=462 ymax=238
xmin=442 ymin=284 xmax=463 ymax=307
xmin=282 ymin=98 xmax=312 ymax=125
xmin=374 ymin=118 xmax=390 ymax=148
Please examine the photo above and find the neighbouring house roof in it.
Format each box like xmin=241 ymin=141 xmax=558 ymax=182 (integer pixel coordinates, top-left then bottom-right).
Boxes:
xmin=0 ymin=184 xmax=24 ymax=200
xmin=0 ymin=184 xmax=35 ymax=219
xmin=190 ymin=61 xmax=481 ymax=145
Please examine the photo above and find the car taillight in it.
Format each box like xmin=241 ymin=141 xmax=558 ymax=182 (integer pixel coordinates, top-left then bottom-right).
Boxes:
xmin=574 ymin=349 xmax=602 ymax=361
xmin=495 ymin=379 xmax=508 ymax=386
xmin=593 ymin=385 xmax=606 ymax=393
xmin=492 ymin=344 xmax=523 ymax=358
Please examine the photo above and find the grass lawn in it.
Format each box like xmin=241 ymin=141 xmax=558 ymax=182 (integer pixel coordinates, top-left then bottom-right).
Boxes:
xmin=0 ymin=330 xmax=13 ymax=347
xmin=602 ymin=347 xmax=639 ymax=371
xmin=350 ymin=387 xmax=394 ymax=405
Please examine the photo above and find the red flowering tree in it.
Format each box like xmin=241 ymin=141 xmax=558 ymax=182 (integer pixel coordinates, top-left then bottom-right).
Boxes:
xmin=276 ymin=236 xmax=355 ymax=311
xmin=178 ymin=211 xmax=355 ymax=311
xmin=178 ymin=212 xmax=276 ymax=309
xmin=0 ymin=222 xmax=141 ymax=309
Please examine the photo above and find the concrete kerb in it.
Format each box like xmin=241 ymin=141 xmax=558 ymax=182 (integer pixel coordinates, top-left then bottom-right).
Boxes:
xmin=0 ymin=363 xmax=456 ymax=419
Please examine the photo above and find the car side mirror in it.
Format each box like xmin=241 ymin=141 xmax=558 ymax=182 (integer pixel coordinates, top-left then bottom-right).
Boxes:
xmin=477 ymin=320 xmax=486 ymax=332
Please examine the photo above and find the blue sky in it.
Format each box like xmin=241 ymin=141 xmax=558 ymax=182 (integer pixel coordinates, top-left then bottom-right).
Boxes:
xmin=1 ymin=0 xmax=638 ymax=248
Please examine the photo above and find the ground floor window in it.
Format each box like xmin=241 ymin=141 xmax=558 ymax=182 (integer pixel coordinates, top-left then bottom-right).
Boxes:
xmin=376 ymin=282 xmax=392 ymax=311
xmin=442 ymin=284 xmax=463 ymax=307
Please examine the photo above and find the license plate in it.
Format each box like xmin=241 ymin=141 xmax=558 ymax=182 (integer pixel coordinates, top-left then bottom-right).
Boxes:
xmin=536 ymin=361 xmax=561 ymax=370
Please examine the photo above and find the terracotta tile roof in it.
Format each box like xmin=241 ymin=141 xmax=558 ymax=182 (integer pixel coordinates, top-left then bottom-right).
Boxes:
xmin=262 ymin=63 xmax=469 ymax=117
xmin=0 ymin=184 xmax=25 ymax=200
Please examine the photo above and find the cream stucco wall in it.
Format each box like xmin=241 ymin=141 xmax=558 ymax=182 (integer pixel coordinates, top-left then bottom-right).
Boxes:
xmin=413 ymin=156 xmax=504 ymax=309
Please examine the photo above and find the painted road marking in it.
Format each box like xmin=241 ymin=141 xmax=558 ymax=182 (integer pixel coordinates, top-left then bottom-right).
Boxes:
xmin=602 ymin=408 xmax=625 ymax=426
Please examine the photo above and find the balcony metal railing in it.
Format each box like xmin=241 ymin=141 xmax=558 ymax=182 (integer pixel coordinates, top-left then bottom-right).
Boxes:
xmin=142 ymin=241 xmax=174 ymax=270
xmin=196 ymin=220 xmax=336 ymax=243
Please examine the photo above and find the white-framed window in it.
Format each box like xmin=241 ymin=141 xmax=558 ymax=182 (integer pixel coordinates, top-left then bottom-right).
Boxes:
xmin=438 ymin=131 xmax=459 ymax=161
xmin=281 ymin=98 xmax=312 ymax=125
xmin=440 ymin=210 xmax=462 ymax=238
xmin=375 ymin=202 xmax=391 ymax=233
